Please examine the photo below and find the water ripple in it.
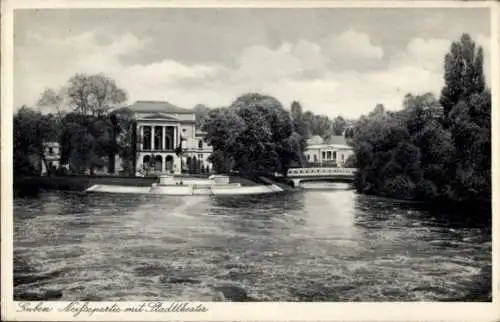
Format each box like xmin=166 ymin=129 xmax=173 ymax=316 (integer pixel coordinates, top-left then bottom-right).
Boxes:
xmin=14 ymin=190 xmax=491 ymax=301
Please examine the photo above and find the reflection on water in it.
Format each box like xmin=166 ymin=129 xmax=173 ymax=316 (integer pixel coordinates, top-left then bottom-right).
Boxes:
xmin=13 ymin=190 xmax=491 ymax=301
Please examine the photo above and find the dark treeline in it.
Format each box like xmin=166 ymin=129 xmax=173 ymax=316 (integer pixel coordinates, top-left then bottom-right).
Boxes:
xmin=14 ymin=75 xmax=342 ymax=177
xmin=351 ymin=34 xmax=490 ymax=208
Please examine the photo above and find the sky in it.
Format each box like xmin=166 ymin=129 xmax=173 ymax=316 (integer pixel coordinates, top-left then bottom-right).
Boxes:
xmin=14 ymin=7 xmax=491 ymax=118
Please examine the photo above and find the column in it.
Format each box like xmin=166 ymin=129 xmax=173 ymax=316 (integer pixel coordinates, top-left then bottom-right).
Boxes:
xmin=162 ymin=126 xmax=166 ymax=151
xmin=174 ymin=126 xmax=177 ymax=149
xmin=151 ymin=125 xmax=155 ymax=151
xmin=139 ymin=125 xmax=144 ymax=150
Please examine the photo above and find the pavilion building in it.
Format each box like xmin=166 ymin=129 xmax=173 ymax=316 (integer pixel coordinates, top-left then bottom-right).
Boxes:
xmin=303 ymin=134 xmax=354 ymax=168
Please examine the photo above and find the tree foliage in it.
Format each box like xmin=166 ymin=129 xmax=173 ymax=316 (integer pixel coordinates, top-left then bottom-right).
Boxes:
xmin=13 ymin=107 xmax=61 ymax=175
xmin=66 ymin=73 xmax=127 ymax=117
xmin=332 ymin=116 xmax=347 ymax=135
xmin=203 ymin=93 xmax=305 ymax=176
xmin=14 ymin=74 xmax=133 ymax=176
xmin=353 ymin=33 xmax=490 ymax=206
xmin=440 ymin=34 xmax=486 ymax=119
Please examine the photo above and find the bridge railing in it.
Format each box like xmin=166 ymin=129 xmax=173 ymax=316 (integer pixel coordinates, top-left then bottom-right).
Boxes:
xmin=287 ymin=167 xmax=357 ymax=177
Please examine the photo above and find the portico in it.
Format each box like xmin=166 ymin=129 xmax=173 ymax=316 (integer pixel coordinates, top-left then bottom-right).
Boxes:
xmin=122 ymin=100 xmax=213 ymax=176
xmin=136 ymin=121 xmax=183 ymax=174
xmin=137 ymin=123 xmax=179 ymax=152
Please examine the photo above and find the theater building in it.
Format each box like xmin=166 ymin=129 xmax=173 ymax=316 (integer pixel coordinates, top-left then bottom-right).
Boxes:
xmin=126 ymin=101 xmax=213 ymax=175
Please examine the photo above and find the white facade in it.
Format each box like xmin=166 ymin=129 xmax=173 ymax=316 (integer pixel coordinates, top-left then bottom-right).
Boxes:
xmin=41 ymin=142 xmax=61 ymax=175
xmin=304 ymin=144 xmax=354 ymax=168
xmin=130 ymin=101 xmax=213 ymax=175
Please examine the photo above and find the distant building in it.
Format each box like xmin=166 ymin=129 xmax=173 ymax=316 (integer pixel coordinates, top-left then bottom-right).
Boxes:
xmin=125 ymin=100 xmax=213 ymax=175
xmin=304 ymin=135 xmax=354 ymax=168
xmin=41 ymin=142 xmax=61 ymax=175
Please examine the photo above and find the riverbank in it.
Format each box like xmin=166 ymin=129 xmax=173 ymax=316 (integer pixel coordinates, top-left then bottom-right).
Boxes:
xmin=14 ymin=175 xmax=156 ymax=194
xmin=13 ymin=174 xmax=280 ymax=196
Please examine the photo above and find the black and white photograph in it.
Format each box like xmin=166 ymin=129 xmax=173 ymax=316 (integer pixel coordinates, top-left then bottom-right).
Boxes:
xmin=2 ymin=0 xmax=498 ymax=320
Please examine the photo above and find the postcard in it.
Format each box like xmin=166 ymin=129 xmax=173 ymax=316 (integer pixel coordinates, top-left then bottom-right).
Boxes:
xmin=1 ymin=0 xmax=499 ymax=321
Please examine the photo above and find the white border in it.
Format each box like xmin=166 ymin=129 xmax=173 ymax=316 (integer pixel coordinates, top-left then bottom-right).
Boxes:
xmin=2 ymin=1 xmax=499 ymax=321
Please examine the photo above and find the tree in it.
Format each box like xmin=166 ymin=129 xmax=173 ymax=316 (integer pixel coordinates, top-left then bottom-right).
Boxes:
xmin=36 ymin=74 xmax=128 ymax=174
xmin=66 ymin=73 xmax=127 ymax=117
xmin=343 ymin=154 xmax=356 ymax=168
xmin=192 ymin=104 xmax=211 ymax=128
xmin=110 ymin=108 xmax=136 ymax=175
xmin=13 ymin=106 xmax=61 ymax=176
xmin=439 ymin=34 xmax=490 ymax=203
xmin=440 ymin=33 xmax=486 ymax=120
xmin=203 ymin=93 xmax=303 ymax=176
xmin=289 ymin=101 xmax=308 ymax=165
xmin=38 ymin=88 xmax=67 ymax=119
xmin=332 ymin=116 xmax=347 ymax=135
xmin=291 ymin=100 xmax=303 ymax=119
xmin=311 ymin=114 xmax=331 ymax=138
xmin=351 ymin=33 xmax=489 ymax=207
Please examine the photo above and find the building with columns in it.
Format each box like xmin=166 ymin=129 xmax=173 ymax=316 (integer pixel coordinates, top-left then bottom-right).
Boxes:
xmin=303 ymin=135 xmax=354 ymax=168
xmin=40 ymin=142 xmax=61 ymax=175
xmin=127 ymin=101 xmax=213 ymax=175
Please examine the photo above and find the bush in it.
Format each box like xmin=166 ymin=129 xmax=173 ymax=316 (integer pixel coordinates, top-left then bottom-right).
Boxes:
xmin=415 ymin=179 xmax=439 ymax=201
xmin=382 ymin=175 xmax=416 ymax=200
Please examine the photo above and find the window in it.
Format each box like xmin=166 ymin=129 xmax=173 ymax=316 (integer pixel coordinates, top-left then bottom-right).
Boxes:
xmin=198 ymin=154 xmax=203 ymax=160
xmin=48 ymin=147 xmax=54 ymax=155
xmin=322 ymin=151 xmax=326 ymax=160
xmin=326 ymin=151 xmax=332 ymax=160
xmin=198 ymin=140 xmax=203 ymax=149
xmin=307 ymin=154 xmax=310 ymax=161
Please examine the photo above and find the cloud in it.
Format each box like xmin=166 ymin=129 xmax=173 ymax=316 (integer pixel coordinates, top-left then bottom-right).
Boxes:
xmin=392 ymin=38 xmax=450 ymax=73
xmin=321 ymin=29 xmax=384 ymax=70
xmin=14 ymin=31 xmax=148 ymax=108
xmin=14 ymin=25 xmax=492 ymax=119
xmin=233 ymin=43 xmax=303 ymax=82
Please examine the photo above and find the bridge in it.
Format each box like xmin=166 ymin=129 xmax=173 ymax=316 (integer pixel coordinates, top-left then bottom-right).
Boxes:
xmin=286 ymin=167 xmax=357 ymax=187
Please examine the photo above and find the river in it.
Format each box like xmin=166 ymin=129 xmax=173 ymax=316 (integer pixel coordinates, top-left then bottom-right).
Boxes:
xmin=13 ymin=185 xmax=491 ymax=301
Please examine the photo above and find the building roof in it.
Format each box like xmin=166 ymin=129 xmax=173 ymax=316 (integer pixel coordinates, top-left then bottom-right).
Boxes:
xmin=306 ymin=135 xmax=349 ymax=146
xmin=325 ymin=135 xmax=347 ymax=145
xmin=126 ymin=100 xmax=193 ymax=114
xmin=306 ymin=144 xmax=353 ymax=150
xmin=43 ymin=142 xmax=60 ymax=147
xmin=138 ymin=113 xmax=180 ymax=121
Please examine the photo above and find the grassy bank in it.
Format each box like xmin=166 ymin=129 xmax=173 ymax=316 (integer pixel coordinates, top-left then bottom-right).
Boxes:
xmin=14 ymin=175 xmax=157 ymax=193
